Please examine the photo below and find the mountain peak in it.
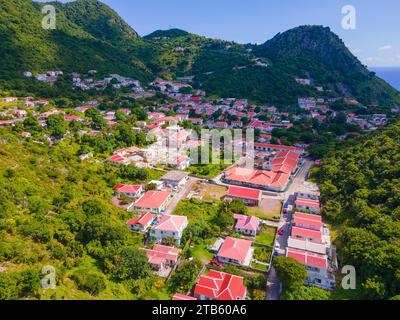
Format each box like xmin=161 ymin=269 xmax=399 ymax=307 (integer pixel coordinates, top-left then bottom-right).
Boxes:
xmin=258 ymin=24 xmax=364 ymax=74
xmin=52 ymin=0 xmax=139 ymax=42
xmin=144 ymin=28 xmax=190 ymax=39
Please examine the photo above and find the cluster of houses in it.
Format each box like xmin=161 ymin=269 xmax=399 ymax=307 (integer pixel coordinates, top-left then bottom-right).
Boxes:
xmin=285 ymin=193 xmax=337 ymax=290
xmin=72 ymin=72 xmax=144 ymax=92
xmin=107 ymin=123 xmax=193 ymax=169
xmin=346 ymin=113 xmax=388 ymax=131
xmin=23 ymin=70 xmax=64 ymax=85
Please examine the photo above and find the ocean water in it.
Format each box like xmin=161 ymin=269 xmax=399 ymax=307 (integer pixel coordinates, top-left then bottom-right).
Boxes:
xmin=371 ymin=67 xmax=400 ymax=91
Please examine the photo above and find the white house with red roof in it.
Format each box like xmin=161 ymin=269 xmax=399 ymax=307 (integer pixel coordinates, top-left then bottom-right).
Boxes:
xmin=291 ymin=227 xmax=322 ymax=243
xmin=216 ymin=237 xmax=253 ymax=266
xmin=114 ymin=184 xmax=144 ymax=199
xmin=194 ymin=270 xmax=247 ymax=300
xmin=233 ymin=214 xmax=260 ymax=237
xmin=141 ymin=244 xmax=181 ymax=275
xmin=295 ymin=198 xmax=321 ymax=214
xmin=293 ymin=212 xmax=322 ymax=231
xmin=131 ymin=190 xmax=173 ymax=214
xmin=150 ymin=215 xmax=188 ymax=245
xmin=126 ymin=212 xmax=154 ymax=232
xmin=286 ymin=247 xmax=335 ymax=290
xmin=225 ymin=186 xmax=262 ymax=206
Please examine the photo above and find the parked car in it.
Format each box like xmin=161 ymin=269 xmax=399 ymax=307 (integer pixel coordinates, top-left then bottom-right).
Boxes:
xmin=278 ymin=226 xmax=285 ymax=235
xmin=210 ymin=259 xmax=223 ymax=267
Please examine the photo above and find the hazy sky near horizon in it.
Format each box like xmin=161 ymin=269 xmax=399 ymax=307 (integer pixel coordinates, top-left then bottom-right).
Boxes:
xmin=41 ymin=0 xmax=400 ymax=67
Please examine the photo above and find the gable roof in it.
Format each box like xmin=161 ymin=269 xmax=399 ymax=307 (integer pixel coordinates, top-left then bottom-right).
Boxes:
xmin=134 ymin=191 xmax=172 ymax=209
xmin=295 ymin=198 xmax=320 ymax=208
xmin=292 ymin=227 xmax=322 ymax=240
xmin=194 ymin=269 xmax=247 ymax=300
xmin=227 ymin=186 xmax=262 ymax=201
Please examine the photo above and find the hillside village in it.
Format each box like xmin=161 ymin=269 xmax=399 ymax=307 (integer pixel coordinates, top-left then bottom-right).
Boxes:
xmin=1 ymin=66 xmax=397 ymax=301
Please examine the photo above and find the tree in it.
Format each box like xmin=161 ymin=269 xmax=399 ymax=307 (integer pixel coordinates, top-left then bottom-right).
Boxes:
xmin=168 ymin=259 xmax=202 ymax=293
xmin=214 ymin=201 xmax=235 ymax=229
xmin=46 ymin=114 xmax=67 ymax=139
xmin=273 ymin=256 xmax=307 ymax=292
xmin=72 ymin=268 xmax=107 ymax=296
xmin=23 ymin=116 xmax=41 ymax=132
xmin=114 ymin=248 xmax=152 ymax=281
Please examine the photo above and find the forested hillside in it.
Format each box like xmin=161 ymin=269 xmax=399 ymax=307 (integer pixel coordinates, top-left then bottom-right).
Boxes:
xmin=0 ymin=0 xmax=399 ymax=106
xmin=317 ymin=120 xmax=400 ymax=299
xmin=0 ymin=128 xmax=170 ymax=300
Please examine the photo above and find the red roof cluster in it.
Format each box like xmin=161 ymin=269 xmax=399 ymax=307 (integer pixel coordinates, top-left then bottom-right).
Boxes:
xmin=194 ymin=270 xmax=247 ymax=300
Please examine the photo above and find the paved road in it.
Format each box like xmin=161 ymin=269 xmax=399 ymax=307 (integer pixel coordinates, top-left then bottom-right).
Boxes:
xmin=266 ymin=266 xmax=281 ymax=300
xmin=282 ymin=159 xmax=314 ymax=198
xmin=164 ymin=177 xmax=198 ymax=215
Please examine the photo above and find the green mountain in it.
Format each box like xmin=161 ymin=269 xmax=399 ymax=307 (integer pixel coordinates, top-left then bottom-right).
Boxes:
xmin=0 ymin=0 xmax=399 ymax=107
xmin=254 ymin=25 xmax=400 ymax=106
xmin=0 ymin=0 xmax=152 ymax=92
xmin=317 ymin=119 xmax=400 ymax=299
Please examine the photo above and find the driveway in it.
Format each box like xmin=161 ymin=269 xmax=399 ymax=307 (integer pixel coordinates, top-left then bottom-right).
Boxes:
xmin=164 ymin=177 xmax=197 ymax=215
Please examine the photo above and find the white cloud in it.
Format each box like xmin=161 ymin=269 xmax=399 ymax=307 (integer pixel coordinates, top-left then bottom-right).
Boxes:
xmin=378 ymin=45 xmax=393 ymax=51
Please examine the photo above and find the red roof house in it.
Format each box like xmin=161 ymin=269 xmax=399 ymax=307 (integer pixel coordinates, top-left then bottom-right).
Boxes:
xmin=126 ymin=212 xmax=154 ymax=232
xmin=150 ymin=215 xmax=188 ymax=245
xmin=224 ymin=167 xmax=290 ymax=192
xmin=226 ymin=186 xmax=262 ymax=206
xmin=295 ymin=198 xmax=321 ymax=214
xmin=114 ymin=184 xmax=144 ymax=198
xmin=286 ymin=248 xmax=328 ymax=270
xmin=233 ymin=214 xmax=260 ymax=236
xmin=132 ymin=191 xmax=172 ymax=214
xmin=293 ymin=213 xmax=322 ymax=231
xmin=194 ymin=270 xmax=247 ymax=300
xmin=291 ymin=227 xmax=322 ymax=243
xmin=217 ymin=237 xmax=253 ymax=266
xmin=141 ymin=244 xmax=181 ymax=273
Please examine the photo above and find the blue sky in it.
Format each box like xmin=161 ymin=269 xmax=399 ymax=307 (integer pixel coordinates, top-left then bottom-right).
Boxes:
xmin=41 ymin=0 xmax=400 ymax=67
